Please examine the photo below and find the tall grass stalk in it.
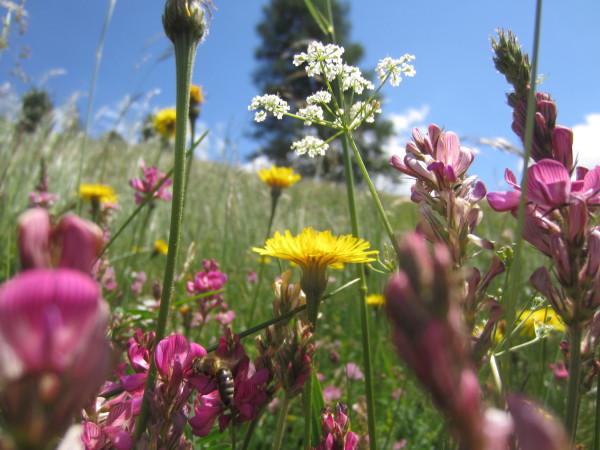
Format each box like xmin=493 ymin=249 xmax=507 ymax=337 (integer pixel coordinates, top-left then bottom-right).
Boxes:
xmin=134 ymin=10 xmax=199 ymax=439
xmin=76 ymin=0 xmax=117 ymax=212
xmin=501 ymin=0 xmax=541 ymax=388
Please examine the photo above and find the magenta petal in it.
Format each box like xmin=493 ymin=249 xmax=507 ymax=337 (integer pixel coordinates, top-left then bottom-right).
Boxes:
xmin=103 ymin=426 xmax=134 ymax=450
xmin=527 ymin=159 xmax=570 ymax=207
xmin=487 ymin=191 xmax=521 ymax=212
xmin=18 ymin=208 xmax=52 ymax=270
xmin=155 ymin=334 xmax=189 ymax=377
xmin=53 ymin=214 xmax=103 ymax=273
xmin=0 ymin=269 xmax=103 ymax=373
xmin=120 ymin=373 xmax=148 ymax=392
xmin=552 ymin=126 xmax=573 ymax=171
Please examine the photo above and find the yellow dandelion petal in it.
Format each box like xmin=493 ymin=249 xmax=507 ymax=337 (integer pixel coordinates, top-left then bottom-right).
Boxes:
xmin=518 ymin=307 xmax=565 ymax=337
xmin=79 ymin=184 xmax=118 ymax=204
xmin=366 ymin=294 xmax=385 ymax=306
xmin=253 ymin=227 xmax=378 ymax=273
xmin=154 ymin=239 xmax=169 ymax=255
xmin=258 ymin=166 xmax=302 ymax=189
xmin=153 ymin=108 xmax=177 ymax=139
xmin=190 ymin=85 xmax=204 ymax=104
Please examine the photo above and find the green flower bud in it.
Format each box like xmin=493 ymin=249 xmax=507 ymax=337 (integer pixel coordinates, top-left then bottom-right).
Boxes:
xmin=163 ymin=0 xmax=209 ymax=44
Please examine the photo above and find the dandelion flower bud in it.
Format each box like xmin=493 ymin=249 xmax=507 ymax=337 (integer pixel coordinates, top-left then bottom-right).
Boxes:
xmin=163 ymin=0 xmax=209 ymax=44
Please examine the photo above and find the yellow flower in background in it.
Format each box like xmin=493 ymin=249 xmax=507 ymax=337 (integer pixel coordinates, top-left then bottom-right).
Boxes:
xmin=518 ymin=307 xmax=565 ymax=337
xmin=366 ymin=294 xmax=385 ymax=306
xmin=153 ymin=108 xmax=177 ymax=139
xmin=79 ymin=184 xmax=118 ymax=205
xmin=189 ymin=85 xmax=204 ymax=105
xmin=154 ymin=239 xmax=169 ymax=255
xmin=258 ymin=166 xmax=302 ymax=189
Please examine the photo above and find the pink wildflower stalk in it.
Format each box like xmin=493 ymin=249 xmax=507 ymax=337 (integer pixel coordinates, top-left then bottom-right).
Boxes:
xmin=310 ymin=403 xmax=360 ymax=450
xmin=385 ymin=233 xmax=488 ymax=449
xmin=129 ymin=162 xmax=173 ymax=204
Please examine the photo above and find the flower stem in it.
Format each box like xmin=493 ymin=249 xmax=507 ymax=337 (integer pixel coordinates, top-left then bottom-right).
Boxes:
xmin=273 ymin=394 xmax=292 ymax=450
xmin=133 ymin=29 xmax=197 ymax=441
xmin=341 ymin=135 xmax=378 ymax=450
xmin=564 ymin=322 xmax=583 ymax=443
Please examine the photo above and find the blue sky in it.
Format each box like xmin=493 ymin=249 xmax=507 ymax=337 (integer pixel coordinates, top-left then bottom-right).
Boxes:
xmin=1 ymin=0 xmax=599 ymax=193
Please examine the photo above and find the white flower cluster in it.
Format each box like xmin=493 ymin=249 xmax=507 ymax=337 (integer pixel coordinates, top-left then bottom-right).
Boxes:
xmin=291 ymin=136 xmax=329 ymax=158
xmin=341 ymin=65 xmax=374 ymax=94
xmin=248 ymin=94 xmax=290 ymax=122
xmin=293 ymin=42 xmax=345 ymax=81
xmin=349 ymin=101 xmax=381 ymax=126
xmin=298 ymin=105 xmax=325 ymax=126
xmin=375 ymin=54 xmax=416 ymax=87
xmin=306 ymin=90 xmax=332 ymax=105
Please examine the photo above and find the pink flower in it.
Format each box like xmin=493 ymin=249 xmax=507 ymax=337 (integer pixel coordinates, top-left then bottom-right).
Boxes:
xmin=18 ymin=208 xmax=103 ymax=273
xmin=0 ymin=269 xmax=112 ymax=447
xmin=344 ymin=362 xmax=364 ymax=381
xmin=315 ymin=403 xmax=360 ymax=450
xmin=129 ymin=162 xmax=172 ymax=204
xmin=323 ymin=386 xmax=342 ymax=403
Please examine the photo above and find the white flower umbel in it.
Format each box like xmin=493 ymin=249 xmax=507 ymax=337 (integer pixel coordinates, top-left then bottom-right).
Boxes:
xmin=341 ymin=65 xmax=374 ymax=95
xmin=376 ymin=55 xmax=416 ymax=87
xmin=293 ymin=41 xmax=345 ymax=81
xmin=248 ymin=94 xmax=290 ymax=121
xmin=291 ymin=136 xmax=329 ymax=158
xmin=349 ymin=101 xmax=381 ymax=128
xmin=298 ymin=105 xmax=325 ymax=126
xmin=306 ymin=90 xmax=332 ymax=105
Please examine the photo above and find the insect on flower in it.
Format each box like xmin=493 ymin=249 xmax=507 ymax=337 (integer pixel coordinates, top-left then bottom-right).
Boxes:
xmin=192 ymin=355 xmax=235 ymax=407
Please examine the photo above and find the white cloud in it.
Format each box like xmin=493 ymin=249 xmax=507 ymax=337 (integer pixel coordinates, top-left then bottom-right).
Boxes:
xmin=572 ymin=113 xmax=600 ymax=169
xmin=382 ymin=105 xmax=429 ymax=159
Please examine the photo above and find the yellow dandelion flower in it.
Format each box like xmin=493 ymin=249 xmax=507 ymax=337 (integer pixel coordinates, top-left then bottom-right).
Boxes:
xmin=258 ymin=166 xmax=302 ymax=189
xmin=153 ymin=108 xmax=177 ymax=139
xmin=154 ymin=239 xmax=169 ymax=255
xmin=518 ymin=307 xmax=565 ymax=337
xmin=189 ymin=85 xmax=204 ymax=104
xmin=79 ymin=184 xmax=118 ymax=204
xmin=254 ymin=227 xmax=378 ymax=325
xmin=366 ymin=294 xmax=385 ymax=306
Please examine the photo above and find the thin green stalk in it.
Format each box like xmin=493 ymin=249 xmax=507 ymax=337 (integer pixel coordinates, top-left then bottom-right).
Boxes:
xmin=501 ymin=0 xmax=542 ymax=389
xmin=564 ymin=322 xmax=583 ymax=442
xmin=76 ymin=0 xmax=117 ymax=213
xmin=133 ymin=23 xmax=198 ymax=441
xmin=248 ymin=190 xmax=280 ymax=325
xmin=340 ymin=135 xmax=377 ymax=450
xmin=273 ymin=394 xmax=292 ymax=450
xmin=345 ymin=136 xmax=400 ymax=259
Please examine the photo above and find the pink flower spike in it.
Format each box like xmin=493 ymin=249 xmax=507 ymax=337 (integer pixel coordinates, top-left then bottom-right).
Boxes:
xmin=129 ymin=163 xmax=173 ymax=205
xmin=53 ymin=213 xmax=104 ymax=273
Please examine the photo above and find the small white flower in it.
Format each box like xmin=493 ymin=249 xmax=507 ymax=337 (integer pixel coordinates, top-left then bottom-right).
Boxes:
xmin=340 ymin=65 xmax=374 ymax=94
xmin=291 ymin=136 xmax=329 ymax=158
xmin=348 ymin=100 xmax=381 ymax=128
xmin=293 ymin=41 xmax=345 ymax=81
xmin=298 ymin=105 xmax=325 ymax=126
xmin=306 ymin=90 xmax=332 ymax=105
xmin=248 ymin=94 xmax=290 ymax=121
xmin=376 ymin=54 xmax=416 ymax=87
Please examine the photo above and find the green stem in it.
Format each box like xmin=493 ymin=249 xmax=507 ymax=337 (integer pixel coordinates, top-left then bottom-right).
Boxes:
xmin=564 ymin=322 xmax=583 ymax=443
xmin=501 ymin=0 xmax=543 ymax=390
xmin=345 ymin=135 xmax=400 ymax=259
xmin=340 ymin=135 xmax=377 ymax=450
xmin=248 ymin=190 xmax=280 ymax=325
xmin=133 ymin=29 xmax=197 ymax=441
xmin=273 ymin=394 xmax=292 ymax=450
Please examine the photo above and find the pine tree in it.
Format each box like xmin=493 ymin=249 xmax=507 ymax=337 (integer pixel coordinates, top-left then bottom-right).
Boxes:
xmin=250 ymin=0 xmax=393 ymax=180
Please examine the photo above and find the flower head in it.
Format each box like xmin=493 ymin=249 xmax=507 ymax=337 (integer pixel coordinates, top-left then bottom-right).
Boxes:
xmin=258 ymin=166 xmax=301 ymax=190
xmin=518 ymin=307 xmax=565 ymax=337
xmin=293 ymin=41 xmax=345 ymax=81
xmin=129 ymin=162 xmax=173 ymax=204
xmin=291 ymin=136 xmax=329 ymax=158
xmin=254 ymin=228 xmax=377 ymax=319
xmin=376 ymin=55 xmax=416 ymax=87
xmin=154 ymin=239 xmax=169 ymax=255
xmin=190 ymin=85 xmax=204 ymax=105
xmin=153 ymin=108 xmax=177 ymax=139
xmin=79 ymin=184 xmax=118 ymax=206
xmin=248 ymin=94 xmax=290 ymax=122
